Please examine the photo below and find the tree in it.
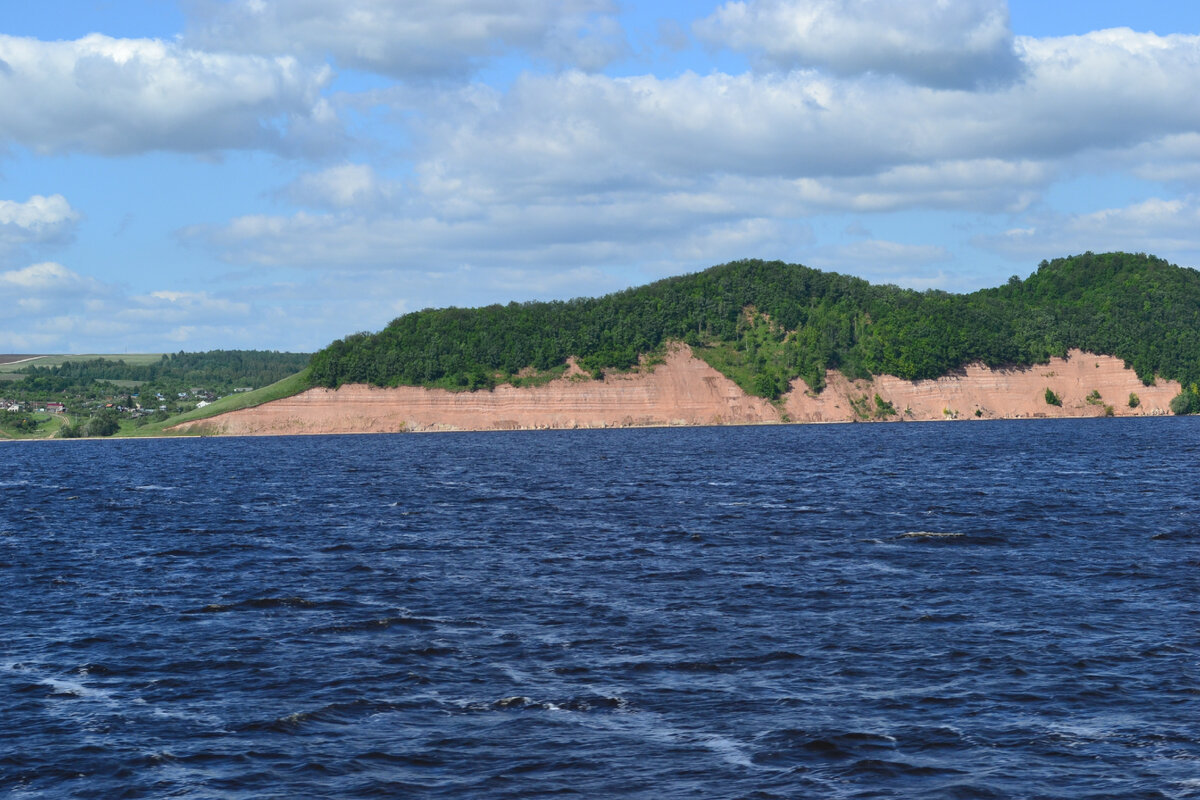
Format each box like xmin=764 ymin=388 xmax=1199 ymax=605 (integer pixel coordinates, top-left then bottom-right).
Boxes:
xmin=1170 ymin=384 xmax=1200 ymax=415
xmin=83 ymin=410 xmax=120 ymax=437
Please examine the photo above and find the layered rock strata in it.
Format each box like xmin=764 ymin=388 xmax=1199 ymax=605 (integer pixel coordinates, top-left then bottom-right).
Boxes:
xmin=171 ymin=346 xmax=1181 ymax=436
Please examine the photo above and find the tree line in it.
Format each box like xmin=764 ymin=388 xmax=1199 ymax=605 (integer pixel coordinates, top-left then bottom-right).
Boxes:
xmin=13 ymin=350 xmax=311 ymax=396
xmin=306 ymin=252 xmax=1200 ymax=404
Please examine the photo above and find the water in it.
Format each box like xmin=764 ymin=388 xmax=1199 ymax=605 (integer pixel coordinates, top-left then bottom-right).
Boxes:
xmin=1 ymin=419 xmax=1198 ymax=799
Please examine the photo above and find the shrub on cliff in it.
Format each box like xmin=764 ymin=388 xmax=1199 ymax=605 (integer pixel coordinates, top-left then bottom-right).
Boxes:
xmin=1045 ymin=388 xmax=1062 ymax=406
xmin=1170 ymin=385 xmax=1200 ymax=415
xmin=873 ymin=394 xmax=897 ymax=417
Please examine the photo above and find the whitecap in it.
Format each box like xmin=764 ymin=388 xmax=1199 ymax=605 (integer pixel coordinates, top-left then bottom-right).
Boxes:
xmin=697 ymin=733 xmax=758 ymax=769
xmin=39 ymin=677 xmax=114 ymax=701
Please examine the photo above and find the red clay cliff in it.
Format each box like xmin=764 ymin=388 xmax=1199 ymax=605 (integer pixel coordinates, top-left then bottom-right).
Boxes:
xmin=171 ymin=345 xmax=1179 ymax=436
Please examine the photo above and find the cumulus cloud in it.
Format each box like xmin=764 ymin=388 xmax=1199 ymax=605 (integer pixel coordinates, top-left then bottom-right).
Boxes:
xmin=182 ymin=193 xmax=787 ymax=272
xmin=168 ymin=25 xmax=1200 ymax=301
xmin=281 ymin=163 xmax=396 ymax=210
xmin=0 ymin=33 xmax=338 ymax=156
xmin=0 ymin=258 xmax=594 ymax=352
xmin=404 ymin=29 xmax=1200 ymax=198
xmin=0 ymin=195 xmax=80 ymax=251
xmin=974 ymin=197 xmax=1200 ymax=263
xmin=1123 ymin=134 xmax=1200 ymax=185
xmin=184 ymin=0 xmax=626 ymax=78
xmin=0 ymin=262 xmax=101 ymax=293
xmin=0 ymin=261 xmax=331 ymax=352
xmin=197 ymin=28 xmax=1200 ymax=273
xmin=695 ymin=0 xmax=1020 ymax=88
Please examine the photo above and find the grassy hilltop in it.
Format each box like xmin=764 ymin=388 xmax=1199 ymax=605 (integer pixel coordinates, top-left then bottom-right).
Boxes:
xmin=308 ymin=252 xmax=1200 ymax=409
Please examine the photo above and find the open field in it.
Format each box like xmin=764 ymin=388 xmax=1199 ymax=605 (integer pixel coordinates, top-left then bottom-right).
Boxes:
xmin=0 ymin=412 xmax=71 ymax=440
xmin=0 ymin=354 xmax=166 ymax=372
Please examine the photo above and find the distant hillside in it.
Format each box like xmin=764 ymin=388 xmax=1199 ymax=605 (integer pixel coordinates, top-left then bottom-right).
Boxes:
xmin=307 ymin=252 xmax=1200 ymax=410
xmin=8 ymin=350 xmax=311 ymax=399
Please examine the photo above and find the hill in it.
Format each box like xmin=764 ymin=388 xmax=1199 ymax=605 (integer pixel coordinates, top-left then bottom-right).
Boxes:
xmin=0 ymin=350 xmax=311 ymax=439
xmin=306 ymin=252 xmax=1200 ymax=411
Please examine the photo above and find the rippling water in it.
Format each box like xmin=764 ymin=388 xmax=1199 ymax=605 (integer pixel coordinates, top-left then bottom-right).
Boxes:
xmin=2 ymin=420 xmax=1198 ymax=799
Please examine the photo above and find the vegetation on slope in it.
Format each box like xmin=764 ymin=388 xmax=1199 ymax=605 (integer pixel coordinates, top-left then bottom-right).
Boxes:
xmin=308 ymin=252 xmax=1200 ymax=404
xmin=127 ymin=370 xmax=314 ymax=436
xmin=12 ymin=350 xmax=310 ymax=395
xmin=0 ymin=351 xmax=311 ymax=438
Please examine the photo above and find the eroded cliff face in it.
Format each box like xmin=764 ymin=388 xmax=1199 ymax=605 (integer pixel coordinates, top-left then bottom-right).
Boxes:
xmin=786 ymin=351 xmax=1179 ymax=422
xmin=171 ymin=345 xmax=1180 ymax=436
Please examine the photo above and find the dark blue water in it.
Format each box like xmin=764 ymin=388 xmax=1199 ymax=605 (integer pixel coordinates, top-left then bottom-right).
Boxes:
xmin=2 ymin=420 xmax=1198 ymax=799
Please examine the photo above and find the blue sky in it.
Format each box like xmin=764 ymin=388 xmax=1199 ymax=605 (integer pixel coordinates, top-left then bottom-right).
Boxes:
xmin=2 ymin=1 xmax=1200 ymax=353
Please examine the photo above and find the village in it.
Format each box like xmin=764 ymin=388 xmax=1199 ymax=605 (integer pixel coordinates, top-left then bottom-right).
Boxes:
xmin=0 ymin=351 xmax=308 ymax=438
xmin=0 ymin=385 xmax=254 ymax=437
xmin=3 ymin=386 xmax=227 ymax=417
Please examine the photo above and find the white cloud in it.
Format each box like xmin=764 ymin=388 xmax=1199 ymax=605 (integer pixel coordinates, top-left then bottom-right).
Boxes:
xmin=0 ymin=259 xmax=628 ymax=352
xmin=975 ymin=197 xmax=1200 ymax=263
xmin=0 ymin=262 xmax=100 ymax=293
xmin=282 ymin=163 xmax=395 ymax=209
xmin=0 ymin=33 xmax=338 ymax=156
xmin=0 ymin=261 xmax=316 ymax=352
xmin=140 ymin=23 xmax=1200 ymax=313
xmin=1108 ymin=133 xmax=1200 ymax=186
xmin=805 ymin=239 xmax=958 ymax=289
xmin=193 ymin=27 xmax=1200 ymax=276
xmin=137 ymin=290 xmax=252 ymax=318
xmin=695 ymin=0 xmax=1020 ymax=88
xmin=184 ymin=0 xmax=626 ymax=78
xmin=0 ymin=195 xmax=80 ymax=250
xmin=822 ymin=239 xmax=952 ymax=265
xmin=390 ymin=30 xmax=1200 ymax=218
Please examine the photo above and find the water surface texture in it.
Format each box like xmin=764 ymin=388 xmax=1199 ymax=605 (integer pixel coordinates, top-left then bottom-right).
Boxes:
xmin=2 ymin=420 xmax=1198 ymax=798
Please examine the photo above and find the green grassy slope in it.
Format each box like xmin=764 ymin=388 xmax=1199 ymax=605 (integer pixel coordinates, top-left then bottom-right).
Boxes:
xmin=128 ymin=370 xmax=313 ymax=436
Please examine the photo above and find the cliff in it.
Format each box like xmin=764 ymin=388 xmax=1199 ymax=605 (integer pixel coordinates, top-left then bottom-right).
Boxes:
xmin=171 ymin=345 xmax=1179 ymax=436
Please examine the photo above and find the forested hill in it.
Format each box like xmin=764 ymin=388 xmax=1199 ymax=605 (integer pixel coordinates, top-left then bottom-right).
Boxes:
xmin=16 ymin=350 xmax=311 ymax=393
xmin=307 ymin=252 xmax=1200 ymax=405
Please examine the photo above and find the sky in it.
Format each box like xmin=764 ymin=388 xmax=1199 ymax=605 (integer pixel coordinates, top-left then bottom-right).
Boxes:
xmin=3 ymin=1 xmax=1200 ymax=354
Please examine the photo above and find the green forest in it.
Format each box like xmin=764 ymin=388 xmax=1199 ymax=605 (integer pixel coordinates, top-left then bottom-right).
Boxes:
xmin=307 ymin=252 xmax=1200 ymax=408
xmin=11 ymin=350 xmax=311 ymax=396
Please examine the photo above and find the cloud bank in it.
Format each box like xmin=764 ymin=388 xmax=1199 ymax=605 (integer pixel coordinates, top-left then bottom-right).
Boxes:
xmin=187 ymin=27 xmax=1200 ymax=281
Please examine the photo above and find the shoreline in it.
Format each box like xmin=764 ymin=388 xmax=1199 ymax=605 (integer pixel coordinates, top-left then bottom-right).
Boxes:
xmin=6 ymin=346 xmax=1181 ymax=440
xmin=2 ymin=412 xmax=1191 ymax=443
